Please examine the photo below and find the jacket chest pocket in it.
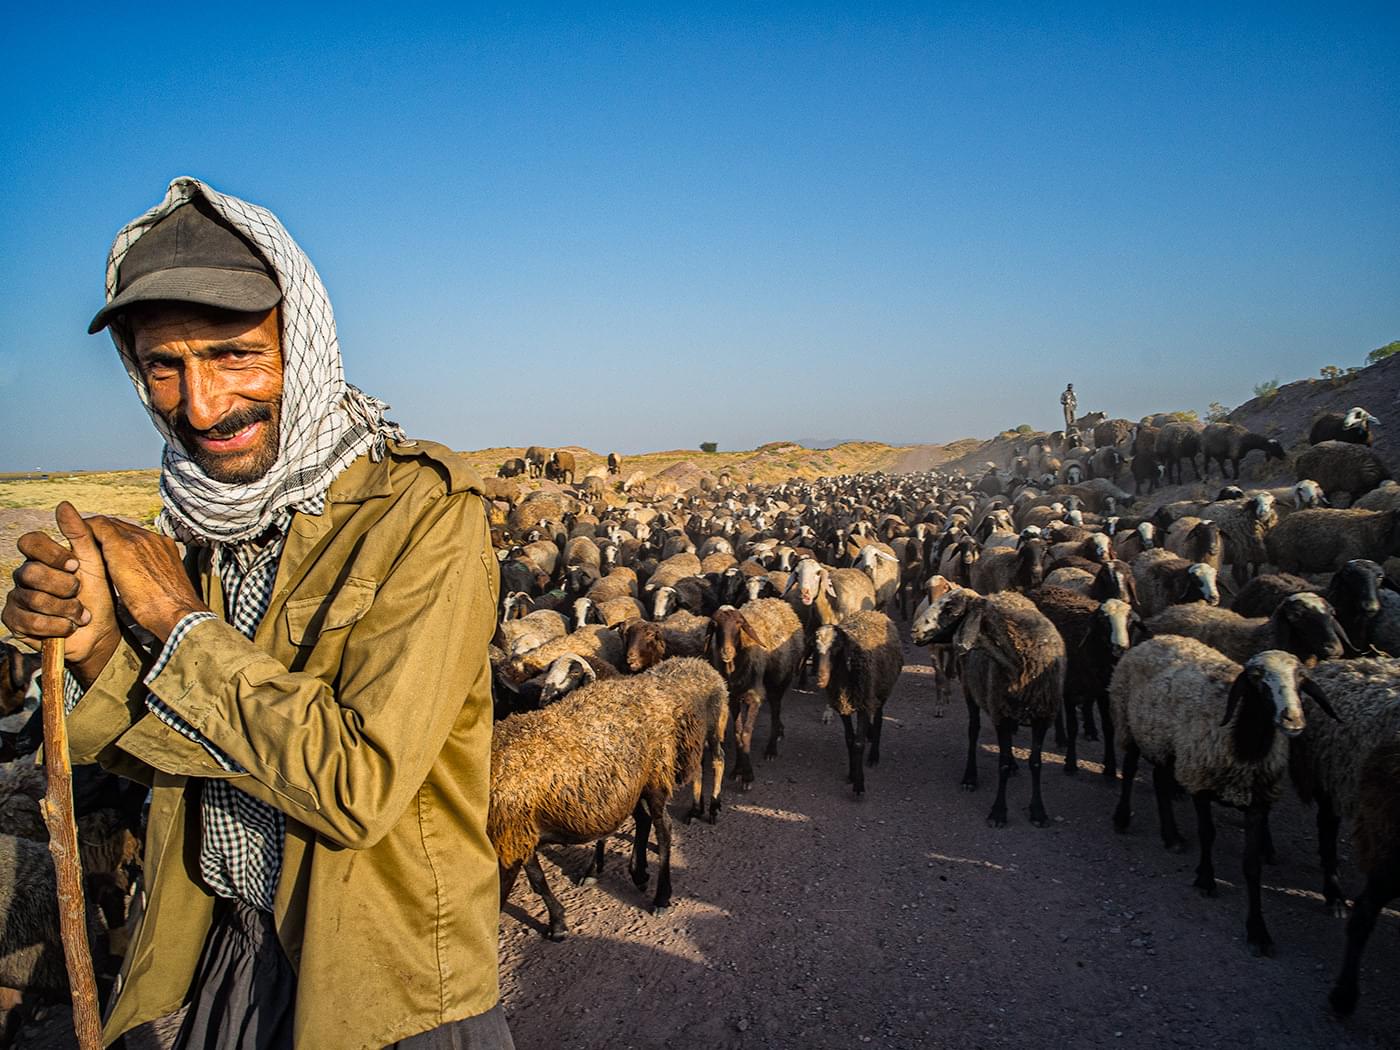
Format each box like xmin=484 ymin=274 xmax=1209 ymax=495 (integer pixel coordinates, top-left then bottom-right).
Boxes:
xmin=283 ymin=578 xmax=377 ymax=647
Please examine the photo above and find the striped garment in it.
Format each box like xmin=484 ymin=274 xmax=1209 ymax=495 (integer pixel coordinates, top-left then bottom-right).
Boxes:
xmin=66 ymin=495 xmax=323 ymax=911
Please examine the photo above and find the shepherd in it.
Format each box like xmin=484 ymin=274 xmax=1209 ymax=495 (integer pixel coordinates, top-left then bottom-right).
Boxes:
xmin=1060 ymin=382 xmax=1078 ymax=431
xmin=2 ymin=179 xmax=512 ymax=1050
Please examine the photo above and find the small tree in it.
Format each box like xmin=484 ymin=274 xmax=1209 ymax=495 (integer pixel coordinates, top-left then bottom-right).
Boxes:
xmin=1319 ymin=365 xmax=1343 ymax=380
xmin=699 ymin=441 xmax=718 ymax=453
xmin=1205 ymin=401 xmax=1230 ymax=423
xmin=1367 ymin=340 xmax=1400 ymax=365
xmin=1015 ymin=423 xmax=1033 ymax=435
xmin=1253 ymin=378 xmax=1280 ymax=400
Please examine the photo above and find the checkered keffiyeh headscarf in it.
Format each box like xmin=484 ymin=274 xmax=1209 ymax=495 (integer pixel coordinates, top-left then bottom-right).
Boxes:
xmin=100 ymin=177 xmax=404 ymax=544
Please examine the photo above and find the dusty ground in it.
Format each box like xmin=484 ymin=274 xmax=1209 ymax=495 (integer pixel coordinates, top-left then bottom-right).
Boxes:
xmin=495 ymin=624 xmax=1399 ymax=1050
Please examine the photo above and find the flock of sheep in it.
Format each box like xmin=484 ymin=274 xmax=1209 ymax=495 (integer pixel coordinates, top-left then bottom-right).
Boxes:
xmin=0 ymin=403 xmax=1397 ymax=1039
xmin=483 ymin=402 xmax=1398 ymax=1020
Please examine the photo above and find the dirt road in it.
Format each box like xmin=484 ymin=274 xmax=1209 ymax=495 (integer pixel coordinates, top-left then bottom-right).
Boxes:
xmin=497 ymin=626 xmax=1399 ymax=1050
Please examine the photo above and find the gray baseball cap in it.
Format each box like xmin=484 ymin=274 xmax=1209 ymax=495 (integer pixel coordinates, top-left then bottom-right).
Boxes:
xmin=88 ymin=198 xmax=282 ymax=334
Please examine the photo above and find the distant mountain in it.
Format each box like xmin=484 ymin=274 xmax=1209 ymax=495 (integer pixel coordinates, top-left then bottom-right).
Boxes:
xmin=792 ymin=437 xmax=866 ymax=450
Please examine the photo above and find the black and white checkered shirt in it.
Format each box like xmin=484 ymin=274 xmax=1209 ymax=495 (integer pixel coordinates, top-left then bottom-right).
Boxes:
xmin=67 ymin=494 xmax=325 ymax=912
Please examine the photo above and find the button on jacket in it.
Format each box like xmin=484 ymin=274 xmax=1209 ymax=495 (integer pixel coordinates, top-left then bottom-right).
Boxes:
xmin=66 ymin=440 xmax=502 ymax=1049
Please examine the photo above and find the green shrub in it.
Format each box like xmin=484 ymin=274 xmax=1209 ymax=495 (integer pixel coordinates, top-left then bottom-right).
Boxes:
xmin=1366 ymin=340 xmax=1400 ymax=365
xmin=1205 ymin=402 xmax=1230 ymax=423
xmin=1319 ymin=365 xmax=1343 ymax=380
xmin=1253 ymin=379 xmax=1280 ymax=400
xmin=699 ymin=442 xmax=718 ymax=453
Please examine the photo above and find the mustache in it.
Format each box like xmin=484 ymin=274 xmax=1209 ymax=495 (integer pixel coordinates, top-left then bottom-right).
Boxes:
xmin=172 ymin=404 xmax=275 ymax=442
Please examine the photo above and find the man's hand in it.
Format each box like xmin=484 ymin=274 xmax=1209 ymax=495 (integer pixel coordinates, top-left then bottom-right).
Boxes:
xmin=85 ymin=517 xmax=210 ymax=643
xmin=3 ymin=502 xmax=122 ymax=687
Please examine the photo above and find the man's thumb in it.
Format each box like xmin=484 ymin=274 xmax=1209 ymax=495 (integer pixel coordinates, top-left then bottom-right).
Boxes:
xmin=55 ymin=501 xmax=101 ymax=562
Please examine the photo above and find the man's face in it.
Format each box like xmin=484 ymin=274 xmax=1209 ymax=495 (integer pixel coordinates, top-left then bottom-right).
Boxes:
xmin=129 ymin=306 xmax=284 ymax=484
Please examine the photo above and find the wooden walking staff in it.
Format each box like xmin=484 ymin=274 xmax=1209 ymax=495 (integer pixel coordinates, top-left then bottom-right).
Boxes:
xmin=39 ymin=636 xmax=104 ymax=1050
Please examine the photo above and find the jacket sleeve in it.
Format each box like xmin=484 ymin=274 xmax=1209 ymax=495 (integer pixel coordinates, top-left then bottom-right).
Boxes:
xmin=144 ymin=487 xmax=498 ymax=849
xmin=65 ymin=635 xmax=157 ymax=782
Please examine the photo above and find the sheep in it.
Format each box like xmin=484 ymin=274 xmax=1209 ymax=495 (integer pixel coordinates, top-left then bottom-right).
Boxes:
xmin=1201 ymin=423 xmax=1285 ymax=479
xmin=911 ymin=587 xmax=1066 ymax=828
xmin=493 ymin=608 xmax=569 ymax=659
xmin=1309 ymin=406 xmax=1379 ymax=446
xmin=1229 ymin=573 xmax=1319 ymax=618
xmin=1265 ymin=508 xmax=1400 ymax=574
xmin=572 ymin=595 xmax=646 ymax=630
xmin=1317 ymin=559 xmax=1399 ymax=651
xmin=1089 ymin=445 xmax=1124 ymax=483
xmin=1295 ymin=441 xmax=1392 ymax=504
xmin=546 ymin=450 xmax=577 ymax=484
xmin=536 ymin=651 xmax=622 ymax=704
xmin=1109 ymin=638 xmax=1333 ymax=955
xmin=970 ymin=537 xmax=1048 ymax=595
xmin=811 ymin=611 xmax=902 ymax=796
xmin=1293 ymin=479 xmax=1329 ymax=509
xmin=910 ymin=575 xmax=959 ymax=717
xmin=1031 ymin=588 xmax=1138 ymax=778
xmin=523 ymin=445 xmax=551 ymax=478
xmin=642 ymin=657 xmax=731 ymax=824
xmin=851 ymin=543 xmax=901 ymax=614
xmin=623 ymin=613 xmax=711 ymax=672
xmin=1144 ymin=592 xmax=1353 ymax=665
xmin=650 ymin=577 xmax=714 ymax=619
xmin=645 ymin=552 xmax=704 ymax=592
xmin=706 ymin=599 xmax=806 ymax=789
xmin=1163 ymin=517 xmax=1224 ymax=575
xmin=1198 ymin=492 xmax=1278 ymax=584
xmin=1130 ymin=448 xmax=1165 ymax=494
xmin=489 ymin=675 xmax=684 ymax=940
xmin=1289 ymin=659 xmax=1400 ymax=909
xmin=1110 ymin=521 xmax=1156 ymax=562
xmin=498 ymin=457 xmax=527 ymax=478
xmin=607 ymin=452 xmax=622 ymax=475
xmin=1329 ymin=729 xmax=1400 ymax=1016
xmin=504 ymin=625 xmax=625 ymax=684
xmin=1093 ymin=418 xmax=1135 ymax=450
xmin=1130 ymin=549 xmax=1220 ymax=617
xmin=1354 ymin=480 xmax=1400 ymax=512
xmin=1157 ymin=421 xmax=1204 ymax=485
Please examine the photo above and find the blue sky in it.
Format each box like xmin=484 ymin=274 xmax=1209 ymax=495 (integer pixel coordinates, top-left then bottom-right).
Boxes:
xmin=2 ymin=4 xmax=1397 ymax=469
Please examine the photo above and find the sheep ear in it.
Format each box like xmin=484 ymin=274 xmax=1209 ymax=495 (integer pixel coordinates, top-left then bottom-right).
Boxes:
xmin=1301 ymin=678 xmax=1341 ymax=722
xmin=737 ymin=615 xmax=763 ymax=646
xmin=953 ymin=603 xmax=984 ymax=655
xmin=824 ymin=575 xmax=837 ymax=598
xmin=1221 ymin=673 xmax=1249 ymax=727
xmin=703 ymin=621 xmax=716 ymax=655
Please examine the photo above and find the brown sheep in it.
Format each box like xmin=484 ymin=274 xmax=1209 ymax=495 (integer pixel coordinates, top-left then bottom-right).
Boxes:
xmin=812 ymin=611 xmax=902 ymax=796
xmin=706 ymin=600 xmax=806 ymax=789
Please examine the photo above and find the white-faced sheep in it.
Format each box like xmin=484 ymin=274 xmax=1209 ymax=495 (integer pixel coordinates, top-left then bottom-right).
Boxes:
xmin=572 ymin=595 xmax=646 ymax=630
xmin=1296 ymin=441 xmax=1392 ymax=505
xmin=706 ymin=599 xmax=806 ymax=789
xmin=1130 ymin=549 xmax=1220 ymax=617
xmin=1144 ymin=592 xmax=1354 ymax=666
xmin=1163 ymin=517 xmax=1224 ymax=575
xmin=1266 ymin=508 xmax=1400 ymax=574
xmin=851 ymin=543 xmax=901 ymax=614
xmin=490 ymin=675 xmax=686 ymax=940
xmin=494 ymin=608 xmax=568 ymax=658
xmin=912 ymin=588 xmax=1066 ymax=828
xmin=504 ymin=625 xmax=624 ymax=685
xmin=1109 ymin=638 xmax=1336 ymax=956
xmin=812 ymin=611 xmax=902 ymax=797
xmin=1309 ymin=407 xmax=1379 ymax=446
xmin=1293 ymin=479 xmax=1329 ymax=509
xmin=1199 ymin=492 xmax=1278 ymax=584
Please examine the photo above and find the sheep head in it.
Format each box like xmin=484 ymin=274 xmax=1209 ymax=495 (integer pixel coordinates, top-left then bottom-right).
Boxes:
xmin=911 ymin=585 xmax=979 ymax=649
xmin=539 ymin=654 xmax=596 ymax=705
xmin=1222 ymin=651 xmax=1337 ymax=743
xmin=1272 ymin=593 xmax=1353 ymax=664
xmin=624 ymin=621 xmax=666 ymax=673
xmin=812 ymin=625 xmax=840 ymax=689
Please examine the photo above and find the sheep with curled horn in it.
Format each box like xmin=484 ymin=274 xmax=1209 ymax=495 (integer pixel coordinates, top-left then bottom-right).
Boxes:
xmin=1109 ymin=639 xmax=1339 ymax=956
xmin=912 ymin=585 xmax=1066 ymax=828
xmin=1310 ymin=406 xmax=1379 ymax=446
xmin=812 ymin=611 xmax=902 ymax=797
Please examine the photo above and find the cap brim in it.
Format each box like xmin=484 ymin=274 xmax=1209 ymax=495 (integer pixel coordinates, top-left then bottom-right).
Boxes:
xmin=88 ymin=268 xmax=283 ymax=334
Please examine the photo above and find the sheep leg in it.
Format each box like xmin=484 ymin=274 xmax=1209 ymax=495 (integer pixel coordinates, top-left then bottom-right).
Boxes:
xmin=1329 ymin=868 xmax=1399 ymax=1016
xmin=523 ymin=853 xmax=569 ymax=941
xmin=645 ymin=790 xmax=674 ymax=914
xmin=961 ymin=694 xmax=981 ymax=791
xmin=1097 ymin=698 xmax=1116 ymax=780
xmin=763 ymin=682 xmax=786 ymax=758
xmin=730 ymin=698 xmax=759 ymax=790
xmin=707 ymin=721 xmax=727 ymax=824
xmin=987 ymin=719 xmax=1016 ymax=828
xmin=866 ymin=703 xmax=884 ymax=766
xmin=1191 ymin=793 xmax=1217 ymax=896
xmin=579 ymin=840 xmax=605 ymax=885
xmin=499 ymin=861 xmax=523 ymax=909
xmin=1261 ymin=811 xmax=1278 ymax=866
xmin=1062 ymin=698 xmax=1079 ymax=776
xmin=1316 ymin=794 xmax=1345 ymax=916
xmin=1053 ymin=707 xmax=1067 ymax=749
xmin=630 ymin=801 xmax=652 ymax=890
xmin=1027 ymin=719 xmax=1050 ymax=827
xmin=1153 ymin=764 xmax=1187 ymax=852
xmin=841 ymin=713 xmax=865 ymax=796
xmin=1243 ymin=802 xmax=1274 ymax=956
xmin=1081 ymin=699 xmax=1099 ymax=741
xmin=931 ymin=656 xmax=950 ymax=717
xmin=1113 ymin=742 xmax=1140 ymax=831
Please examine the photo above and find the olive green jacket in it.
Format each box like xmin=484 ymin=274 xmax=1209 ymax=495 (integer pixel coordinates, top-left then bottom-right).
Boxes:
xmin=67 ymin=440 xmax=502 ymax=1049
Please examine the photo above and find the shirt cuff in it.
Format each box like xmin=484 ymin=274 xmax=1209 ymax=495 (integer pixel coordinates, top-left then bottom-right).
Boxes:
xmin=142 ymin=612 xmax=244 ymax=774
